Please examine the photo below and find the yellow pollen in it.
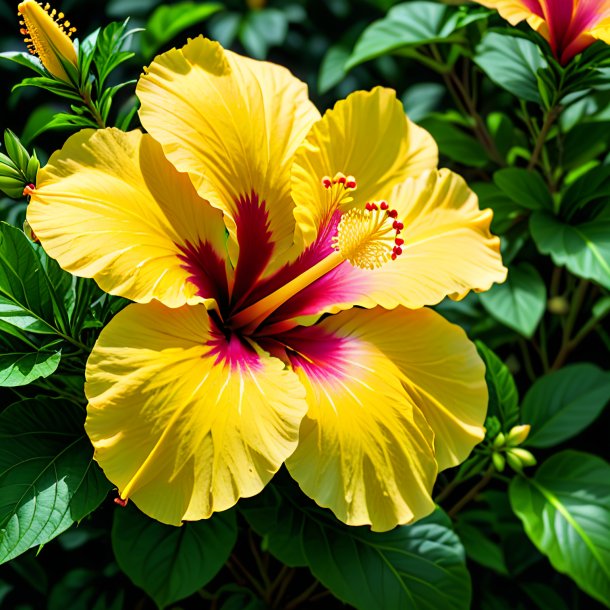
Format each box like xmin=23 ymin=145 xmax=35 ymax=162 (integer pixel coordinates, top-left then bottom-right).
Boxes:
xmin=333 ymin=202 xmax=405 ymax=270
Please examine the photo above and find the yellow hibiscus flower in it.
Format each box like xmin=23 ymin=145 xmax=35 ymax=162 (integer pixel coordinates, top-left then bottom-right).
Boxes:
xmin=26 ymin=37 xmax=507 ymax=532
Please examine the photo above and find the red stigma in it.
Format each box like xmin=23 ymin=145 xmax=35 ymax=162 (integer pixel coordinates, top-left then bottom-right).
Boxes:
xmin=392 ymin=221 xmax=404 ymax=231
xmin=387 ymin=209 xmax=398 ymax=218
xmin=379 ymin=201 xmax=388 ymax=210
xmin=395 ymin=237 xmax=404 ymax=246
xmin=23 ymin=183 xmax=35 ymax=196
xmin=114 ymin=496 xmax=128 ymax=507
xmin=322 ymin=176 xmax=332 ymax=189
xmin=345 ymin=176 xmax=357 ymax=188
xmin=393 ymin=246 xmax=403 ymax=256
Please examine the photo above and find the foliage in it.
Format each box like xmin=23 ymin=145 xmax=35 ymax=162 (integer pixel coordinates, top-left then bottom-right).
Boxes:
xmin=0 ymin=0 xmax=608 ymax=609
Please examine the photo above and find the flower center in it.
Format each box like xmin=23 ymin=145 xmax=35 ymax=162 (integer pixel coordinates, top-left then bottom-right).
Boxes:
xmin=333 ymin=200 xmax=404 ymax=269
xmin=230 ymin=188 xmax=405 ymax=332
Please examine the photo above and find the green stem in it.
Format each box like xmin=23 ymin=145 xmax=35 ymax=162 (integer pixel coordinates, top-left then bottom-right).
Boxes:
xmin=551 ymin=279 xmax=589 ymax=370
xmin=448 ymin=465 xmax=495 ymax=518
xmin=81 ymin=88 xmax=106 ymax=129
xmin=528 ymin=105 xmax=560 ymax=172
xmin=518 ymin=338 xmax=537 ymax=382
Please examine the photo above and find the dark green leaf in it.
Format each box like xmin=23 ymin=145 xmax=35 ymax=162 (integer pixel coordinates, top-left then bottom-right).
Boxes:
xmin=520 ymin=582 xmax=570 ymax=610
xmin=0 ymin=348 xmax=61 ymax=387
xmin=239 ymin=9 xmax=288 ymax=60
xmin=475 ymin=32 xmax=547 ymax=103
xmin=475 ymin=342 xmax=519 ymax=430
xmin=521 ymin=364 xmax=610 ymax=448
xmin=493 ymin=168 xmax=553 ymax=211
xmin=479 ymin=263 xmax=546 ymax=338
xmin=455 ymin=520 xmax=508 ymax=575
xmin=243 ymin=483 xmax=471 ymax=610
xmin=0 ymin=222 xmax=75 ymax=336
xmin=141 ymin=2 xmax=223 ymax=59
xmin=0 ymin=398 xmax=109 ymax=564
xmin=530 ymin=211 xmax=610 ymax=290
xmin=510 ymin=451 xmax=610 ymax=606
xmin=561 ymin=164 xmax=610 ymax=212
xmin=112 ymin=504 xmax=237 ymax=609
xmin=419 ymin=116 xmax=489 ymax=167
xmin=0 ymin=52 xmax=45 ymax=76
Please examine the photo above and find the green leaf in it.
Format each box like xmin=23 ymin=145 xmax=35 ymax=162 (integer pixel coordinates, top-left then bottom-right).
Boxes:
xmin=521 ymin=363 xmax=610 ymax=448
xmin=0 ymin=398 xmax=110 ymax=565
xmin=530 ymin=211 xmax=610 ymax=290
xmin=49 ymin=568 xmax=124 ymax=610
xmin=419 ymin=116 xmax=489 ymax=167
xmin=141 ymin=2 xmax=223 ymax=59
xmin=0 ymin=348 xmax=61 ymax=387
xmin=455 ymin=520 xmax=508 ymax=575
xmin=509 ymin=451 xmax=610 ymax=606
xmin=475 ymin=342 xmax=519 ymax=430
xmin=479 ymin=263 xmax=546 ymax=338
xmin=112 ymin=504 xmax=237 ymax=609
xmin=239 ymin=9 xmax=288 ymax=60
xmin=561 ymin=164 xmax=610 ymax=213
xmin=493 ymin=168 xmax=553 ymax=211
xmin=346 ymin=2 xmax=462 ymax=69
xmin=475 ymin=32 xmax=547 ymax=103
xmin=0 ymin=52 xmax=45 ymax=76
xmin=471 ymin=182 xmax=522 ymax=234
xmin=0 ymin=222 xmax=72 ymax=335
xmin=242 ymin=482 xmax=471 ymax=610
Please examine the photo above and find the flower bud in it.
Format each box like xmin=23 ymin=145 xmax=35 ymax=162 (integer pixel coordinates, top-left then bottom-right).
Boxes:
xmin=492 ymin=452 xmax=506 ymax=473
xmin=492 ymin=431 xmax=506 ymax=450
xmin=506 ymin=448 xmax=537 ymax=472
xmin=18 ymin=1 xmax=78 ymax=83
xmin=506 ymin=424 xmax=531 ymax=447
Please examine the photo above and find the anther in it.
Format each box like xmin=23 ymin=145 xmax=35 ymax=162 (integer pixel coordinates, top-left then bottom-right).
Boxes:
xmin=23 ymin=183 xmax=36 ymax=196
xmin=387 ymin=209 xmax=398 ymax=218
xmin=322 ymin=176 xmax=332 ymax=189
xmin=114 ymin=496 xmax=128 ymax=507
xmin=334 ymin=172 xmax=347 ymax=185
xmin=392 ymin=220 xmax=404 ymax=231
xmin=395 ymin=237 xmax=404 ymax=246
xmin=379 ymin=201 xmax=388 ymax=210
xmin=345 ymin=175 xmax=357 ymax=189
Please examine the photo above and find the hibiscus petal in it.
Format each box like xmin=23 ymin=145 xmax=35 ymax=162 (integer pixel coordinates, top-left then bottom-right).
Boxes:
xmin=85 ymin=301 xmax=308 ymax=525
xmin=27 ymin=128 xmax=229 ymax=308
xmin=334 ymin=307 xmax=489 ymax=471
xmin=473 ymin=0 xmax=544 ymax=24
xmin=271 ymin=313 xmax=438 ymax=532
xmin=291 ymin=87 xmax=438 ymax=247
xmin=266 ymin=168 xmax=506 ymax=326
xmin=137 ymin=36 xmax=320 ymax=295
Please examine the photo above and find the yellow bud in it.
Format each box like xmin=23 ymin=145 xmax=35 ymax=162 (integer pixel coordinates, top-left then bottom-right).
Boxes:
xmin=507 ymin=424 xmax=531 ymax=447
xmin=18 ymin=1 xmax=78 ymax=83
xmin=548 ymin=296 xmax=570 ymax=315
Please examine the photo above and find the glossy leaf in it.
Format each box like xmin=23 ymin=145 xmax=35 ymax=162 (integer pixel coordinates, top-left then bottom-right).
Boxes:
xmin=242 ymin=481 xmax=471 ymax=610
xmin=522 ymin=364 xmax=610 ymax=448
xmin=0 ymin=222 xmax=72 ymax=335
xmin=112 ymin=505 xmax=237 ymax=609
xmin=510 ymin=451 xmax=610 ymax=606
xmin=140 ymin=2 xmax=223 ymax=59
xmin=0 ymin=398 xmax=109 ymax=565
xmin=479 ymin=263 xmax=546 ymax=338
xmin=0 ymin=348 xmax=61 ymax=387
xmin=475 ymin=32 xmax=547 ymax=103
xmin=346 ymin=2 xmax=462 ymax=69
xmin=530 ymin=212 xmax=610 ymax=290
xmin=493 ymin=168 xmax=553 ymax=211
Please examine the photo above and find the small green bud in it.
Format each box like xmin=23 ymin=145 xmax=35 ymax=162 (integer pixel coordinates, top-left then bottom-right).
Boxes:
xmin=492 ymin=432 xmax=506 ymax=450
xmin=506 ymin=450 xmax=523 ymax=473
xmin=492 ymin=452 xmax=506 ymax=472
xmin=510 ymin=448 xmax=537 ymax=467
xmin=507 ymin=424 xmax=531 ymax=447
xmin=26 ymin=151 xmax=40 ymax=184
xmin=0 ymin=175 xmax=26 ymax=198
xmin=4 ymin=129 xmax=30 ymax=169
